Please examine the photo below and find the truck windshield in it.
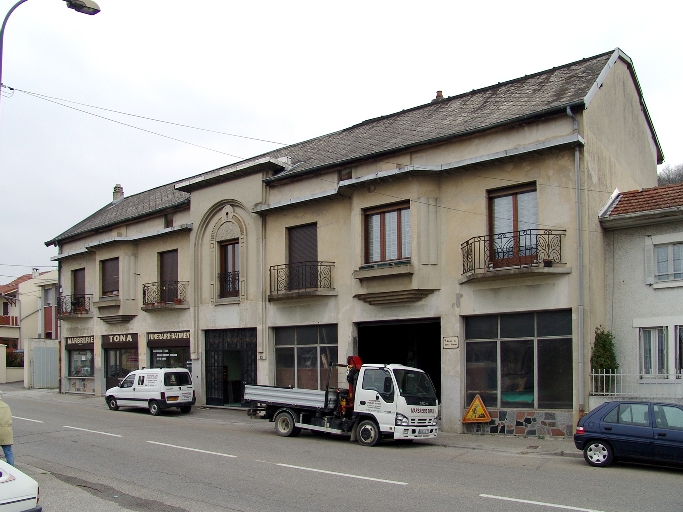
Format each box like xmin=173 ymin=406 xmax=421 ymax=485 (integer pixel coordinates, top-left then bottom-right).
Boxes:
xmin=393 ymin=369 xmax=437 ymax=400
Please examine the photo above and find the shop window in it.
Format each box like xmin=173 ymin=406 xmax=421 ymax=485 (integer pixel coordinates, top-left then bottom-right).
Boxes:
xmin=640 ymin=327 xmax=667 ymax=377
xmin=365 ymin=203 xmax=411 ymax=263
xmin=219 ymin=240 xmax=240 ymax=298
xmin=274 ymin=325 xmax=337 ymax=390
xmin=69 ymin=350 xmax=94 ymax=377
xmin=101 ymin=258 xmax=119 ymax=297
xmin=488 ymin=184 xmax=537 ymax=267
xmin=465 ymin=310 xmax=572 ymax=409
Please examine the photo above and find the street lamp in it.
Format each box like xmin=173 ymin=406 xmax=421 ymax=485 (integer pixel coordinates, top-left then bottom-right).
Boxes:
xmin=0 ymin=0 xmax=100 ymax=112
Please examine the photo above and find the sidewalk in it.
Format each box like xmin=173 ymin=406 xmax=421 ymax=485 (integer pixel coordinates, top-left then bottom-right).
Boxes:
xmin=0 ymin=381 xmax=580 ymax=459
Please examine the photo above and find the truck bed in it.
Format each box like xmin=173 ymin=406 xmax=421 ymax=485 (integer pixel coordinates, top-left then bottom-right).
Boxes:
xmin=244 ymin=384 xmax=337 ymax=410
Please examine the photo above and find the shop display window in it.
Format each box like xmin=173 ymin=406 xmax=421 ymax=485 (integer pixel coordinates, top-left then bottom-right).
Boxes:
xmin=69 ymin=350 xmax=94 ymax=377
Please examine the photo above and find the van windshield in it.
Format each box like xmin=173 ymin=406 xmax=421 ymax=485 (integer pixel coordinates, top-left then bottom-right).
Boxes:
xmin=164 ymin=372 xmax=191 ymax=386
xmin=393 ymin=369 xmax=437 ymax=402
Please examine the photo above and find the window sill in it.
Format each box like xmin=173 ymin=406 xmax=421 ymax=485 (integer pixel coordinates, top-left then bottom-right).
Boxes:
xmin=459 ymin=266 xmax=571 ymax=284
xmin=215 ymin=297 xmax=241 ymax=305
xmin=353 ymin=262 xmax=413 ymax=280
xmin=59 ymin=312 xmax=94 ymax=319
xmin=269 ymin=289 xmax=338 ymax=301
xmin=653 ymin=279 xmax=683 ymax=289
xmin=93 ymin=297 xmax=121 ymax=308
xmin=141 ymin=303 xmax=190 ymax=311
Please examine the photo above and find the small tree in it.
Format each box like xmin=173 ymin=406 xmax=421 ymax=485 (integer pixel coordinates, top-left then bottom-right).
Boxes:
xmin=657 ymin=163 xmax=683 ymax=186
xmin=591 ymin=327 xmax=618 ymax=394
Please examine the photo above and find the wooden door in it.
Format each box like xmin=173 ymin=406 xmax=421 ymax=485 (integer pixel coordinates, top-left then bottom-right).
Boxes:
xmin=288 ymin=224 xmax=317 ymax=290
xmin=160 ymin=250 xmax=178 ymax=303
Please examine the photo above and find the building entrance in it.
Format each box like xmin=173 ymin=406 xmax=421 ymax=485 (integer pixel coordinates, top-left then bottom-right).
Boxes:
xmin=357 ymin=319 xmax=441 ymax=398
xmin=205 ymin=328 xmax=256 ymax=406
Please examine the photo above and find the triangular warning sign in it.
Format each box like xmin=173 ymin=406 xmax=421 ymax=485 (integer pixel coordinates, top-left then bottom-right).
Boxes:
xmin=462 ymin=394 xmax=491 ymax=423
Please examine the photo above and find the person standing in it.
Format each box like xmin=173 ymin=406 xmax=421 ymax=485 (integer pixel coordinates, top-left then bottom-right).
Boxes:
xmin=0 ymin=389 xmax=13 ymax=466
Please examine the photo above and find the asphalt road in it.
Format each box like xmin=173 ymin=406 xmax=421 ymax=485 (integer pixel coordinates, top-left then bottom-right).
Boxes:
xmin=2 ymin=388 xmax=682 ymax=512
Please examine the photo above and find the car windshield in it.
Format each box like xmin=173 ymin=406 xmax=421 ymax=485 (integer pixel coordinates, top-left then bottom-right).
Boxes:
xmin=393 ymin=369 xmax=437 ymax=399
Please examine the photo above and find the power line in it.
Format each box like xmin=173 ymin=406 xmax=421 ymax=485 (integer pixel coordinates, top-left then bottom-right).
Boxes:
xmin=2 ymin=84 xmax=245 ymax=159
xmin=11 ymin=86 xmax=289 ymax=146
xmin=0 ymin=263 xmax=57 ymax=268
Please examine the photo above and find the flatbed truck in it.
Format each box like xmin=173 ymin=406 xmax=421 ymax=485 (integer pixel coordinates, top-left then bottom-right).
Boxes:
xmin=245 ymin=356 xmax=439 ymax=446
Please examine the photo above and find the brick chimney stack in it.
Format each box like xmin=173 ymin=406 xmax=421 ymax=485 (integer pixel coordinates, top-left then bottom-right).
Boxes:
xmin=431 ymin=90 xmax=444 ymax=103
xmin=113 ymin=184 xmax=124 ymax=202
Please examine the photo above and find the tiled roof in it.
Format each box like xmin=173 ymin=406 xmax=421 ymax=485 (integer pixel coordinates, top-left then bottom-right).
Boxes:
xmin=182 ymin=50 xmax=615 ymax=188
xmin=607 ymin=183 xmax=683 ymax=217
xmin=46 ymin=182 xmax=189 ymax=246
xmin=0 ymin=274 xmax=32 ymax=295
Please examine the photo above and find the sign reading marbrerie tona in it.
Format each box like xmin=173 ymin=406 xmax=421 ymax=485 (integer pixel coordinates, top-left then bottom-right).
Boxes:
xmin=65 ymin=335 xmax=94 ymax=350
xmin=147 ymin=330 xmax=191 ymax=348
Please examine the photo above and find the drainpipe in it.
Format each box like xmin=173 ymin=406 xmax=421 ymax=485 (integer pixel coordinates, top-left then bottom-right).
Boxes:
xmin=567 ymin=106 xmax=584 ymax=415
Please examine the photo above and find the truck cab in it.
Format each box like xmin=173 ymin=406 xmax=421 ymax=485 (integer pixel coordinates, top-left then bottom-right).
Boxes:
xmin=353 ymin=364 xmax=438 ymax=445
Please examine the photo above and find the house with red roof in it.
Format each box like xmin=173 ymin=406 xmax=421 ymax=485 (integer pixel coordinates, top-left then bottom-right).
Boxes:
xmin=598 ymin=182 xmax=683 ymax=405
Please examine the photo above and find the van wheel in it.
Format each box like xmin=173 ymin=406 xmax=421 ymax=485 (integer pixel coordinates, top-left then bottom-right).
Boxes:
xmin=275 ymin=411 xmax=301 ymax=437
xmin=179 ymin=406 xmax=192 ymax=414
xmin=107 ymin=397 xmax=119 ymax=411
xmin=357 ymin=419 xmax=380 ymax=447
xmin=149 ymin=400 xmax=161 ymax=416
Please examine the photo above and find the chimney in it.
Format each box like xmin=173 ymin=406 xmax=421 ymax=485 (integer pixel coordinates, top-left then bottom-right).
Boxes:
xmin=431 ymin=90 xmax=444 ymax=103
xmin=113 ymin=184 xmax=124 ymax=202
xmin=32 ymin=268 xmax=39 ymax=279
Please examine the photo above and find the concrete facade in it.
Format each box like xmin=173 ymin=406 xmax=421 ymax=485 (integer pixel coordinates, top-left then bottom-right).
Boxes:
xmin=48 ymin=50 xmax=663 ymax=436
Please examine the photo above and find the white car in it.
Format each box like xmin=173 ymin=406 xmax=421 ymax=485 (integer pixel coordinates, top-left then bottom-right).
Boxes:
xmin=0 ymin=459 xmax=41 ymax=512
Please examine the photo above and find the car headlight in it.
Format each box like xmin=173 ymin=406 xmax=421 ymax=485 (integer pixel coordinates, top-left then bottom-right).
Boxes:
xmin=395 ymin=413 xmax=410 ymax=426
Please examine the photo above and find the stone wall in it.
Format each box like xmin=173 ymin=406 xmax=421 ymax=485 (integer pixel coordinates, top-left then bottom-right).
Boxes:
xmin=463 ymin=409 xmax=574 ymax=437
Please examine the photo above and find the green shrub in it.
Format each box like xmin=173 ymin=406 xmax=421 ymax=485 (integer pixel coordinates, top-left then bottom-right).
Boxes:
xmin=6 ymin=349 xmax=24 ymax=368
xmin=591 ymin=327 xmax=619 ymax=371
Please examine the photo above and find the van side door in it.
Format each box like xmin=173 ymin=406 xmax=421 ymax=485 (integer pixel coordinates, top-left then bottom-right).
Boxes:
xmin=354 ymin=368 xmax=396 ymax=432
xmin=134 ymin=372 xmax=156 ymax=407
xmin=117 ymin=373 xmax=137 ymax=406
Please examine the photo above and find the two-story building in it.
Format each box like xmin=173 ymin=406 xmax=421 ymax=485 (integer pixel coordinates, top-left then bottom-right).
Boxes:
xmin=49 ymin=48 xmax=662 ymax=435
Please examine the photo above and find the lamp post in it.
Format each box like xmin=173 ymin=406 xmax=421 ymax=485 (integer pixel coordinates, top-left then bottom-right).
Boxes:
xmin=0 ymin=0 xmax=100 ymax=113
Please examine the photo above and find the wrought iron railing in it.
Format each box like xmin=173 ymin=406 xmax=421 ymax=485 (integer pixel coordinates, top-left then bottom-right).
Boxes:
xmin=270 ymin=261 xmax=334 ymax=295
xmin=58 ymin=294 xmax=93 ymax=315
xmin=461 ymin=229 xmax=565 ymax=274
xmin=591 ymin=370 xmax=683 ymax=398
xmin=142 ymin=281 xmax=188 ymax=305
xmin=218 ymin=272 xmax=240 ymax=298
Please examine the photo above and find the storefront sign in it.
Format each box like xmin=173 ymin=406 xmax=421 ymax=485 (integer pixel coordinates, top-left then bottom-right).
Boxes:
xmin=65 ymin=335 xmax=94 ymax=350
xmin=101 ymin=333 xmax=139 ymax=349
xmin=147 ymin=330 xmax=190 ymax=348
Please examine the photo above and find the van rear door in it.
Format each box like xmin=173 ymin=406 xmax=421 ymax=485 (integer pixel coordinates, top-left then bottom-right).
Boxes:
xmin=163 ymin=371 xmax=193 ymax=404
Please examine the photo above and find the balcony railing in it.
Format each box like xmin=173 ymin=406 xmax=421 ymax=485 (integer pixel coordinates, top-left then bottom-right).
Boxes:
xmin=58 ymin=295 xmax=93 ymax=316
xmin=591 ymin=370 xmax=683 ymax=398
xmin=270 ymin=261 xmax=334 ymax=295
xmin=218 ymin=271 xmax=240 ymax=298
xmin=142 ymin=281 xmax=188 ymax=306
xmin=0 ymin=315 xmax=18 ymax=326
xmin=461 ymin=229 xmax=565 ymax=275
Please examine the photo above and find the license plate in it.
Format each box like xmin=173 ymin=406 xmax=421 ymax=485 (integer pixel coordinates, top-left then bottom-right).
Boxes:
xmin=167 ymin=396 xmax=179 ymax=402
xmin=418 ymin=428 xmax=430 ymax=434
xmin=181 ymin=393 xmax=192 ymax=401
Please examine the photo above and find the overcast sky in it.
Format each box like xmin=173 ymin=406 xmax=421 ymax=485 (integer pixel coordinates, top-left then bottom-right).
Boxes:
xmin=0 ymin=0 xmax=681 ymax=282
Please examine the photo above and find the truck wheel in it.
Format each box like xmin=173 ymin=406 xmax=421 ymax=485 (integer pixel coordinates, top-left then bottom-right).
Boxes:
xmin=275 ymin=411 xmax=301 ymax=437
xmin=357 ymin=419 xmax=380 ymax=447
xmin=149 ymin=400 xmax=162 ymax=416
xmin=179 ymin=406 xmax=192 ymax=414
xmin=107 ymin=396 xmax=119 ymax=411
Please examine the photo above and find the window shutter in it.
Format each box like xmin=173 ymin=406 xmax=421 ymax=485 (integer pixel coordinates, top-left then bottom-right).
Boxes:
xmin=644 ymin=239 xmax=654 ymax=285
xmin=288 ymin=224 xmax=318 ymax=264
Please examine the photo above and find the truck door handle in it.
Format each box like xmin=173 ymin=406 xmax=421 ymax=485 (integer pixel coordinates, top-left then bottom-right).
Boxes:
xmin=657 ymin=432 xmax=667 ymax=437
xmin=360 ymin=401 xmax=366 ymax=405
xmin=376 ymin=394 xmax=380 ymax=400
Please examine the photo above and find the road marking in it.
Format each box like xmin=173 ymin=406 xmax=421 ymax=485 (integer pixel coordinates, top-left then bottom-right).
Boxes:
xmin=14 ymin=416 xmax=43 ymax=423
xmin=277 ymin=463 xmax=408 ymax=485
xmin=480 ymin=494 xmax=604 ymax=512
xmin=63 ymin=426 xmax=122 ymax=437
xmin=147 ymin=441 xmax=237 ymax=458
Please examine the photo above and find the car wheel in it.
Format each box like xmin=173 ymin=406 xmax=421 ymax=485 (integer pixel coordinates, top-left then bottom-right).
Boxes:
xmin=179 ymin=406 xmax=192 ymax=414
xmin=149 ymin=400 xmax=161 ymax=416
xmin=583 ymin=440 xmax=613 ymax=467
xmin=275 ymin=411 xmax=301 ymax=437
xmin=357 ymin=419 xmax=380 ymax=447
xmin=107 ymin=396 xmax=119 ymax=411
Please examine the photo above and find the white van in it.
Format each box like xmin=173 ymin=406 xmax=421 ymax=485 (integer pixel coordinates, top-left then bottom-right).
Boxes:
xmin=105 ymin=367 xmax=195 ymax=415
